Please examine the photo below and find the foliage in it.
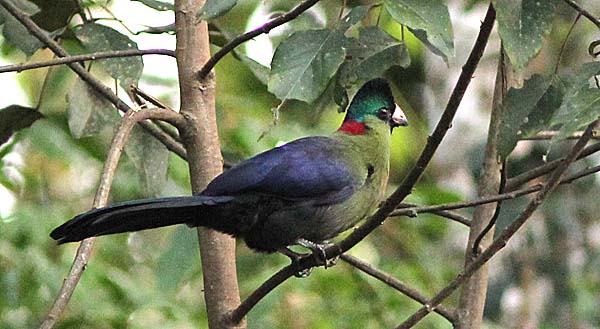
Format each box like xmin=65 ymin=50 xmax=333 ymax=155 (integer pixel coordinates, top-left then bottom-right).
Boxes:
xmin=0 ymin=0 xmax=599 ymax=328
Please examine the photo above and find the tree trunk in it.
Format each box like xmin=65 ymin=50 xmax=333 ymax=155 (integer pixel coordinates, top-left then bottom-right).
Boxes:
xmin=174 ymin=1 xmax=244 ymax=328
xmin=456 ymin=51 xmax=505 ymax=328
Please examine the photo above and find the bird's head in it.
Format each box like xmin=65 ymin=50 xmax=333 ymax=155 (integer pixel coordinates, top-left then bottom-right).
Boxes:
xmin=339 ymin=78 xmax=408 ymax=135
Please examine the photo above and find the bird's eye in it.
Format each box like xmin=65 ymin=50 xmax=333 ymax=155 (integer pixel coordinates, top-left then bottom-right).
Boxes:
xmin=377 ymin=108 xmax=390 ymax=120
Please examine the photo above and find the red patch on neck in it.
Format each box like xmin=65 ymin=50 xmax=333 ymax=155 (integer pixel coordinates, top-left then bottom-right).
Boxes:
xmin=338 ymin=120 xmax=366 ymax=135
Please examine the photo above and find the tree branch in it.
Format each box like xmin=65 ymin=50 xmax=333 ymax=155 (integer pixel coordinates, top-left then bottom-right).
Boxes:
xmin=175 ymin=0 xmax=243 ymax=328
xmin=561 ymin=0 xmax=600 ymax=29
xmin=39 ymin=108 xmax=177 ymax=329
xmin=0 ymin=49 xmax=175 ymax=73
xmin=197 ymin=0 xmax=322 ymax=79
xmin=506 ymin=141 xmax=600 ymax=191
xmin=340 ymin=254 xmax=457 ymax=324
xmin=395 ymin=117 xmax=600 ymax=328
xmin=0 ymin=0 xmax=186 ymax=158
xmin=521 ymin=130 xmax=600 ymax=140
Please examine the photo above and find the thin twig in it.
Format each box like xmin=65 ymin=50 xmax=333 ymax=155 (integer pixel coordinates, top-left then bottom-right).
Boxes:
xmin=396 ymin=118 xmax=600 ymax=328
xmin=0 ymin=49 xmax=175 ymax=73
xmin=521 ymin=130 xmax=600 ymax=140
xmin=340 ymin=254 xmax=457 ymax=324
xmin=397 ymin=203 xmax=471 ymax=226
xmin=561 ymin=0 xmax=600 ymax=29
xmin=555 ymin=13 xmax=581 ymax=74
xmin=506 ymin=141 xmax=600 ymax=191
xmin=197 ymin=0 xmax=322 ymax=79
xmin=0 ymin=0 xmax=186 ymax=158
xmin=39 ymin=108 xmax=176 ymax=329
xmin=226 ymin=5 xmax=497 ymax=322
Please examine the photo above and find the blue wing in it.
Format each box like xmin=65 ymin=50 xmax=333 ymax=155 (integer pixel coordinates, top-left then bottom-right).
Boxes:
xmin=202 ymin=136 xmax=359 ymax=203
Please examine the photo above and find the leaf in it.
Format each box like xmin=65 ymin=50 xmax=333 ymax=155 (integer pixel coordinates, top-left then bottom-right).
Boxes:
xmin=131 ymin=0 xmax=174 ymax=11
xmin=338 ymin=5 xmax=370 ymax=31
xmin=549 ymin=61 xmax=600 ymax=143
xmin=0 ymin=0 xmax=43 ymax=56
xmin=67 ymin=78 xmax=119 ymax=139
xmin=553 ymin=88 xmax=600 ymax=142
xmin=0 ymin=105 xmax=43 ymax=146
xmin=384 ymin=0 xmax=454 ymax=63
xmin=494 ymin=0 xmax=558 ymax=71
xmin=498 ymin=74 xmax=553 ymax=159
xmin=339 ymin=27 xmax=410 ymax=86
xmin=75 ymin=23 xmax=143 ymax=90
xmin=268 ymin=29 xmax=347 ymax=103
xmin=156 ymin=226 xmax=198 ymax=292
xmin=124 ymin=125 xmax=169 ymax=197
xmin=520 ymin=79 xmax=565 ymax=137
xmin=198 ymin=0 xmax=237 ymax=20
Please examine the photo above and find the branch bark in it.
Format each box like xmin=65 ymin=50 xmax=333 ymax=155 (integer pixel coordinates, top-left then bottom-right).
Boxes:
xmin=455 ymin=44 xmax=505 ymax=329
xmin=39 ymin=108 xmax=179 ymax=329
xmin=174 ymin=1 xmax=243 ymax=328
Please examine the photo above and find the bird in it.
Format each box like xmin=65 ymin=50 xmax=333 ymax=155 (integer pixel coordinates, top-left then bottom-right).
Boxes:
xmin=50 ymin=78 xmax=408 ymax=255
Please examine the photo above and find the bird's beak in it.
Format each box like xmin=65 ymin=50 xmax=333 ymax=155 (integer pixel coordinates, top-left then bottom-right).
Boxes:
xmin=390 ymin=103 xmax=408 ymax=131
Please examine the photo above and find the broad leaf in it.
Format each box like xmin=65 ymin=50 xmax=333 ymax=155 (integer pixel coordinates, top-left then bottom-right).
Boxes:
xmin=338 ymin=5 xmax=370 ymax=31
xmin=550 ymin=61 xmax=600 ymax=143
xmin=553 ymin=89 xmax=600 ymax=142
xmin=0 ymin=0 xmax=42 ymax=56
xmin=268 ymin=29 xmax=346 ymax=103
xmin=67 ymin=78 xmax=118 ymax=139
xmin=131 ymin=0 xmax=174 ymax=11
xmin=498 ymin=74 xmax=554 ymax=159
xmin=124 ymin=125 xmax=169 ymax=197
xmin=339 ymin=27 xmax=410 ymax=86
xmin=384 ymin=0 xmax=453 ymax=63
xmin=0 ymin=105 xmax=43 ymax=146
xmin=198 ymin=0 xmax=237 ymax=20
xmin=75 ymin=23 xmax=143 ymax=90
xmin=494 ymin=0 xmax=558 ymax=71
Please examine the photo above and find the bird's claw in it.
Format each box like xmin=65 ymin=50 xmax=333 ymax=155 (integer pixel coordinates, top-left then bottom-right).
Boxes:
xmin=296 ymin=239 xmax=337 ymax=269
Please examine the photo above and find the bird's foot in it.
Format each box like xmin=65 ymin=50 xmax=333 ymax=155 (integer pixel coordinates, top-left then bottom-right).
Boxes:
xmin=296 ymin=239 xmax=338 ymax=269
xmin=278 ymin=247 xmax=313 ymax=278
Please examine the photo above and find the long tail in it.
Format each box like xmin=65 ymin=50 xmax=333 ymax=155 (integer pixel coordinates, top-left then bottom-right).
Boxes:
xmin=50 ymin=195 xmax=233 ymax=244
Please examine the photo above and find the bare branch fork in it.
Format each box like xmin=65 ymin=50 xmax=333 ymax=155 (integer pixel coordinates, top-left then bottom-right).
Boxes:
xmin=38 ymin=108 xmax=181 ymax=329
xmin=0 ymin=0 xmax=186 ymax=159
xmin=225 ymin=4 xmax=497 ymax=324
xmin=0 ymin=49 xmax=176 ymax=74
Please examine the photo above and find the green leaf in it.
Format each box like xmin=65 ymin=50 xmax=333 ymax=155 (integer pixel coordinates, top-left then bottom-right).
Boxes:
xmin=498 ymin=74 xmax=555 ymax=160
xmin=124 ymin=125 xmax=169 ymax=197
xmin=0 ymin=105 xmax=43 ymax=146
xmin=338 ymin=5 xmax=370 ymax=31
xmin=198 ymin=0 xmax=237 ymax=20
xmin=520 ymin=79 xmax=565 ymax=138
xmin=339 ymin=27 xmax=410 ymax=86
xmin=67 ymin=78 xmax=119 ymax=139
xmin=494 ymin=0 xmax=558 ymax=70
xmin=1 ymin=0 xmax=42 ymax=56
xmin=131 ymin=0 xmax=174 ymax=11
xmin=553 ymin=88 xmax=600 ymax=142
xmin=75 ymin=23 xmax=143 ymax=90
xmin=268 ymin=29 xmax=347 ymax=103
xmin=156 ymin=226 xmax=198 ymax=292
xmin=233 ymin=50 xmax=270 ymax=85
xmin=384 ymin=0 xmax=453 ymax=63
